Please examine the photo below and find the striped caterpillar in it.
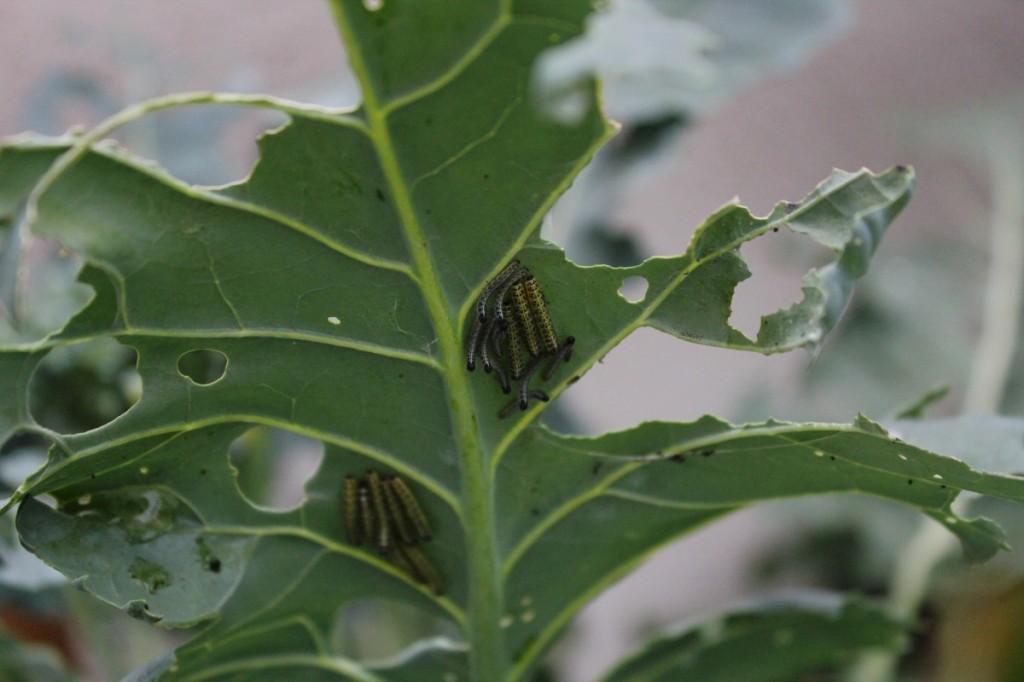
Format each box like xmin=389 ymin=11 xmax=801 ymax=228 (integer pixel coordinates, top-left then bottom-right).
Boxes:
xmin=467 ymin=260 xmax=575 ymax=416
xmin=341 ymin=470 xmax=441 ymax=594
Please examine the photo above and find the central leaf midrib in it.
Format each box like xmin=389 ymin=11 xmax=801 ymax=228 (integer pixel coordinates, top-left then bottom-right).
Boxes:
xmin=329 ymin=3 xmax=507 ymax=680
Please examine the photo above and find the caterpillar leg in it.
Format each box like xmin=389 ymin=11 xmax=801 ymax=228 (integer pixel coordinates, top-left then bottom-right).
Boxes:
xmin=498 ymin=389 xmax=550 ymax=418
xmin=542 ymin=336 xmax=575 ymax=381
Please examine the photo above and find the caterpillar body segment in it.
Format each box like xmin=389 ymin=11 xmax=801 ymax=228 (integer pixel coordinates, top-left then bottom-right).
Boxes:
xmin=466 ymin=260 xmax=575 ymax=419
xmin=476 ymin=259 xmax=520 ymax=322
xmin=389 ymin=475 xmax=432 ymax=542
xmin=341 ymin=471 xmax=441 ymax=593
xmin=342 ymin=475 xmax=361 ymax=545
xmin=523 ymin=276 xmax=559 ymax=354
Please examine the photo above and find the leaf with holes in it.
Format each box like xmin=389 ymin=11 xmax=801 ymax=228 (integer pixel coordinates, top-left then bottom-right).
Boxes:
xmin=1 ymin=2 xmax=1023 ymax=682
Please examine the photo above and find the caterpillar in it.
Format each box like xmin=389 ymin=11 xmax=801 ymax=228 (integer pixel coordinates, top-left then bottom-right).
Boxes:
xmin=522 ymin=276 xmax=559 ymax=354
xmin=342 ymin=475 xmax=361 ymax=545
xmin=542 ymin=336 xmax=575 ymax=382
xmin=507 ymin=314 xmax=527 ymax=380
xmin=388 ymin=475 xmax=432 ymax=542
xmin=341 ymin=470 xmax=441 ymax=593
xmin=516 ymin=356 xmax=547 ymax=410
xmin=494 ymin=267 xmax=532 ymax=328
xmin=503 ymin=353 xmax=550 ymax=416
xmin=396 ymin=544 xmax=443 ymax=595
xmin=476 ymin=260 xmax=521 ymax=322
xmin=479 ymin=314 xmax=502 ymax=374
xmin=468 ymin=260 xmax=520 ymax=370
xmin=490 ymin=357 xmax=511 ymax=394
xmin=357 ymin=481 xmax=375 ymax=548
xmin=511 ymin=279 xmax=543 ymax=357
xmin=499 ymin=388 xmax=550 ymax=419
xmin=466 ymin=260 xmax=576 ymax=418
xmin=382 ymin=477 xmax=417 ymax=545
xmin=365 ymin=469 xmax=391 ymax=554
xmin=465 ymin=316 xmax=483 ymax=371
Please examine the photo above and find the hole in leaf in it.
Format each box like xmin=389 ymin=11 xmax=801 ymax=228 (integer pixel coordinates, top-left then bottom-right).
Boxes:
xmin=363 ymin=0 xmax=383 ymax=10
xmin=128 ymin=556 xmax=173 ymax=594
xmin=330 ymin=598 xmax=458 ymax=660
xmin=729 ymin=232 xmax=827 ymax=340
xmin=177 ymin=349 xmax=228 ymax=385
xmin=28 ymin=338 xmax=141 ymax=434
xmin=115 ymin=105 xmax=288 ymax=187
xmin=618 ymin=276 xmax=649 ymax=303
xmin=228 ymin=427 xmax=324 ymax=511
xmin=60 ymin=486 xmax=202 ymax=543
xmin=195 ymin=536 xmax=222 ymax=573
xmin=0 ymin=440 xmax=49 ymax=492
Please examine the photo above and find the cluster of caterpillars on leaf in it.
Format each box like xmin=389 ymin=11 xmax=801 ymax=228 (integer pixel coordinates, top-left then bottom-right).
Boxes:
xmin=342 ymin=470 xmax=442 ymax=595
xmin=466 ymin=260 xmax=575 ymax=417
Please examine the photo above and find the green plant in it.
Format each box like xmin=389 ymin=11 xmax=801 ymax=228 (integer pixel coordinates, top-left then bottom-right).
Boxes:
xmin=1 ymin=2 xmax=1023 ymax=681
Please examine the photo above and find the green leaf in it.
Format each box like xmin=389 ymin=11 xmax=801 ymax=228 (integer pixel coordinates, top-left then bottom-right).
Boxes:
xmin=648 ymin=165 xmax=912 ymax=353
xmin=0 ymin=2 xmax=1000 ymax=681
xmin=0 ymin=350 xmax=42 ymax=446
xmin=598 ymin=592 xmax=906 ymax=682
xmin=17 ymin=495 xmax=254 ymax=627
xmin=496 ymin=415 xmax=1024 ymax=672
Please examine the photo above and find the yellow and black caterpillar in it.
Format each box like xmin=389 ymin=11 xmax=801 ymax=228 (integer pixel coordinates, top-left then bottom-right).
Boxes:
xmin=342 ymin=470 xmax=441 ymax=594
xmin=467 ymin=260 xmax=574 ymax=416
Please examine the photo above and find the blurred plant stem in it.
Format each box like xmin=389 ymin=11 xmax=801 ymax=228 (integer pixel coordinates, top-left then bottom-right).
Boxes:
xmin=965 ymin=121 xmax=1024 ymax=413
xmin=850 ymin=120 xmax=1024 ymax=682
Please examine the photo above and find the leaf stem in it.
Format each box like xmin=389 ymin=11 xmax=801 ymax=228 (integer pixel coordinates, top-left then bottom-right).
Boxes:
xmin=326 ymin=2 xmax=508 ymax=678
xmin=963 ymin=120 xmax=1024 ymax=412
xmin=846 ymin=520 xmax=956 ymax=682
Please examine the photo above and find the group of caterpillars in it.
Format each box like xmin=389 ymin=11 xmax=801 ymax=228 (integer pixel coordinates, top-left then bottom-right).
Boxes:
xmin=466 ymin=260 xmax=575 ymax=417
xmin=342 ymin=470 xmax=442 ymax=595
